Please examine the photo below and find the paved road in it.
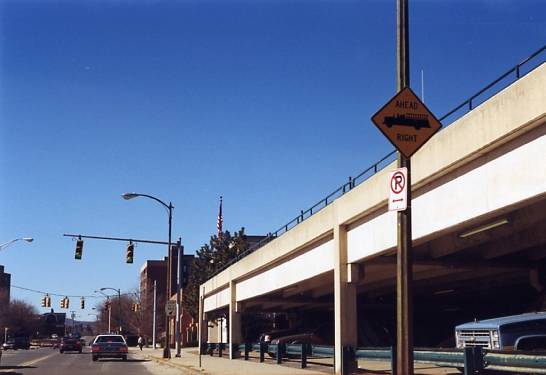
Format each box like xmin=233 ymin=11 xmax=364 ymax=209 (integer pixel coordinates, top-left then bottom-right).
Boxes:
xmin=0 ymin=347 xmax=179 ymax=375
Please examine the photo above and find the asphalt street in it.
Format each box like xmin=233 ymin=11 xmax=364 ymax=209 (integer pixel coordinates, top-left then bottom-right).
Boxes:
xmin=0 ymin=347 xmax=179 ymax=375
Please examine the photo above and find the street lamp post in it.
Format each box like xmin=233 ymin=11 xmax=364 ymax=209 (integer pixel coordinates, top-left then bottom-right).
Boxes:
xmin=0 ymin=237 xmax=33 ymax=252
xmin=100 ymin=287 xmax=122 ymax=333
xmin=122 ymin=192 xmax=174 ymax=359
xmin=94 ymin=291 xmax=114 ymax=333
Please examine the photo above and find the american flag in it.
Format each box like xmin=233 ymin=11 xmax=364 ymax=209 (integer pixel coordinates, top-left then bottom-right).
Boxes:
xmin=217 ymin=196 xmax=223 ymax=239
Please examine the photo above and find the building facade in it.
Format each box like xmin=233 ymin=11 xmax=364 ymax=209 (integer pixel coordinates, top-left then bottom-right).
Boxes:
xmin=0 ymin=265 xmax=11 ymax=307
xmin=140 ymin=250 xmax=195 ymax=346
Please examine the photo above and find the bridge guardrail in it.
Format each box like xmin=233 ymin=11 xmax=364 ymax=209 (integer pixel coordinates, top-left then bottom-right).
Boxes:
xmin=227 ymin=342 xmax=546 ymax=374
xmin=208 ymin=45 xmax=546 ymax=280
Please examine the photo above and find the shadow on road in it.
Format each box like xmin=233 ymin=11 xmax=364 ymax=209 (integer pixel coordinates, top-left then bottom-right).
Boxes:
xmin=95 ymin=359 xmax=150 ymax=363
xmin=0 ymin=365 xmax=37 ymax=370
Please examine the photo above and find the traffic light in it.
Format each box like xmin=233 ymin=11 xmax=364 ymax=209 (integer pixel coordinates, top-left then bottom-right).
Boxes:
xmin=126 ymin=242 xmax=134 ymax=264
xmin=60 ymin=296 xmax=69 ymax=309
xmin=131 ymin=303 xmax=136 ymax=312
xmin=46 ymin=294 xmax=51 ymax=307
xmin=75 ymin=239 xmax=84 ymax=260
xmin=41 ymin=295 xmax=47 ymax=307
xmin=80 ymin=297 xmax=85 ymax=309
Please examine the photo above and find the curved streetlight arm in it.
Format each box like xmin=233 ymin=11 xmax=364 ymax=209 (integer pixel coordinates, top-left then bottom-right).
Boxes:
xmin=100 ymin=287 xmax=121 ymax=295
xmin=122 ymin=193 xmax=173 ymax=211
xmin=0 ymin=237 xmax=34 ymax=251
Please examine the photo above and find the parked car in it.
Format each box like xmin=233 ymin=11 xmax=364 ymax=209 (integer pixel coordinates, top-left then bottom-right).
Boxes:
xmin=267 ymin=325 xmax=332 ymax=358
xmin=2 ymin=340 xmax=15 ymax=350
xmin=455 ymin=311 xmax=546 ymax=351
xmin=1 ymin=337 xmax=30 ymax=350
xmin=60 ymin=336 xmax=82 ymax=353
xmin=91 ymin=334 xmax=128 ymax=361
xmin=259 ymin=328 xmax=300 ymax=344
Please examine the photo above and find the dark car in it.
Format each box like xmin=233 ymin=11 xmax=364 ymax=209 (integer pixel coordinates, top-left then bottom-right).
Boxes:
xmin=60 ymin=336 xmax=82 ymax=353
xmin=91 ymin=334 xmax=128 ymax=361
xmin=267 ymin=325 xmax=332 ymax=358
xmin=2 ymin=337 xmax=30 ymax=350
xmin=259 ymin=328 xmax=301 ymax=344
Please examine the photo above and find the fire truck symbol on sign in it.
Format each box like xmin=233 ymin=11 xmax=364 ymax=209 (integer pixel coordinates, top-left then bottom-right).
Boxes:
xmin=384 ymin=114 xmax=431 ymax=130
xmin=371 ymin=87 xmax=441 ymax=158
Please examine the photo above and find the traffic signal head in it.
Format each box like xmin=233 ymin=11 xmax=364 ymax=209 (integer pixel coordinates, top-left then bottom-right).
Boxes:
xmin=60 ymin=296 xmax=69 ymax=309
xmin=80 ymin=297 xmax=85 ymax=309
xmin=126 ymin=242 xmax=134 ymax=264
xmin=46 ymin=295 xmax=51 ymax=307
xmin=75 ymin=239 xmax=84 ymax=260
xmin=41 ymin=296 xmax=47 ymax=307
xmin=131 ymin=303 xmax=135 ymax=312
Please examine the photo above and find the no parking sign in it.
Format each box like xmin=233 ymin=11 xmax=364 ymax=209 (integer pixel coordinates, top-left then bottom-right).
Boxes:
xmin=389 ymin=167 xmax=407 ymax=211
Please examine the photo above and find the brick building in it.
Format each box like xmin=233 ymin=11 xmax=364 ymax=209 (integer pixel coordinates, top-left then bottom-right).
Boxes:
xmin=140 ymin=250 xmax=194 ymax=346
xmin=0 ymin=265 xmax=11 ymax=307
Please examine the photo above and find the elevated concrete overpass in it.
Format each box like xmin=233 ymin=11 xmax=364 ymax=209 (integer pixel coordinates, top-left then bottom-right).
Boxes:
xmin=199 ymin=62 xmax=546 ymax=374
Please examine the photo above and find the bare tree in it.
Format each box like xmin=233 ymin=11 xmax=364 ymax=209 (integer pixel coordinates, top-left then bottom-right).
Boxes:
xmin=0 ymin=299 xmax=40 ymax=338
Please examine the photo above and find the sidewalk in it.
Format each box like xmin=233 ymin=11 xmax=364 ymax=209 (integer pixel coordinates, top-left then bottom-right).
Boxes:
xmin=131 ymin=346 xmax=329 ymax=375
xmin=131 ymin=347 xmax=460 ymax=375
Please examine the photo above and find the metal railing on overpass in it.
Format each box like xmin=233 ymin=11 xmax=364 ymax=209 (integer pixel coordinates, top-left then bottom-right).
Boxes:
xmin=206 ymin=342 xmax=546 ymax=374
xmin=208 ymin=45 xmax=546 ymax=279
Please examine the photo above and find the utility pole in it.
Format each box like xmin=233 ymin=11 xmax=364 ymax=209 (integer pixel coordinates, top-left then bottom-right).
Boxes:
xmin=70 ymin=311 xmax=76 ymax=332
xmin=396 ymin=0 xmax=414 ymax=374
xmin=153 ymin=280 xmax=157 ymax=349
xmin=175 ymin=238 xmax=183 ymax=357
xmin=107 ymin=298 xmax=112 ymax=333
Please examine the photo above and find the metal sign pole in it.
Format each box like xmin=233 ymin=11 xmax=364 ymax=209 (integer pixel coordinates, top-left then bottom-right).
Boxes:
xmin=396 ymin=0 xmax=414 ymax=374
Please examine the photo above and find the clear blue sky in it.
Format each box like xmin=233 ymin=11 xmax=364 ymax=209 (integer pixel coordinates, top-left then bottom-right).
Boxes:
xmin=1 ymin=0 xmax=544 ymax=320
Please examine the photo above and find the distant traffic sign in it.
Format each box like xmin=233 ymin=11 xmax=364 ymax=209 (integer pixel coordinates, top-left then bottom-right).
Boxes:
xmin=165 ymin=300 xmax=176 ymax=316
xmin=388 ymin=168 xmax=407 ymax=211
xmin=371 ymin=87 xmax=441 ymax=158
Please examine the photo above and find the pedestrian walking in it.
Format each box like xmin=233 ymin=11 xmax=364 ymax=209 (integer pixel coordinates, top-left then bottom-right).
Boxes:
xmin=138 ymin=335 xmax=144 ymax=351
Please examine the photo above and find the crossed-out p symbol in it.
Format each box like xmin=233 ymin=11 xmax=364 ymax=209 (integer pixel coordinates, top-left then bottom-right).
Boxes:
xmin=391 ymin=171 xmax=405 ymax=194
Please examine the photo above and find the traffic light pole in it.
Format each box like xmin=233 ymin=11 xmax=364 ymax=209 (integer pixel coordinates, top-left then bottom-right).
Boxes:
xmin=63 ymin=233 xmax=169 ymax=246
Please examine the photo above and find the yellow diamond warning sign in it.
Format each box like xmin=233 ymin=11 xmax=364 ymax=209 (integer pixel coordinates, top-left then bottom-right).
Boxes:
xmin=371 ymin=87 xmax=441 ymax=158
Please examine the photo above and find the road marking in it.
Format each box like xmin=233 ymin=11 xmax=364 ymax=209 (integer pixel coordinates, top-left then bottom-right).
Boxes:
xmin=19 ymin=352 xmax=57 ymax=367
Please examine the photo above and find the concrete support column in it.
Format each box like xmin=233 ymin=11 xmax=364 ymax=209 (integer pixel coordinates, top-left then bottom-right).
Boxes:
xmin=229 ymin=280 xmax=242 ymax=359
xmin=334 ymin=224 xmax=358 ymax=375
xmin=198 ymin=287 xmax=208 ymax=355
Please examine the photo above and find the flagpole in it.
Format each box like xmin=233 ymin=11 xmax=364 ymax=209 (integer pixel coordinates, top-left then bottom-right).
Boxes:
xmin=217 ymin=196 xmax=223 ymax=239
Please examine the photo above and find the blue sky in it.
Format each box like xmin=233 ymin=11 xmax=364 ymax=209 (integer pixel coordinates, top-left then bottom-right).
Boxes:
xmin=1 ymin=0 xmax=544 ymax=320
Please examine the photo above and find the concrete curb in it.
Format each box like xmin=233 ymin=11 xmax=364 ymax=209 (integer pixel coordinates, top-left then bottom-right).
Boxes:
xmin=149 ymin=354 xmax=204 ymax=374
xmin=135 ymin=351 xmax=206 ymax=375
